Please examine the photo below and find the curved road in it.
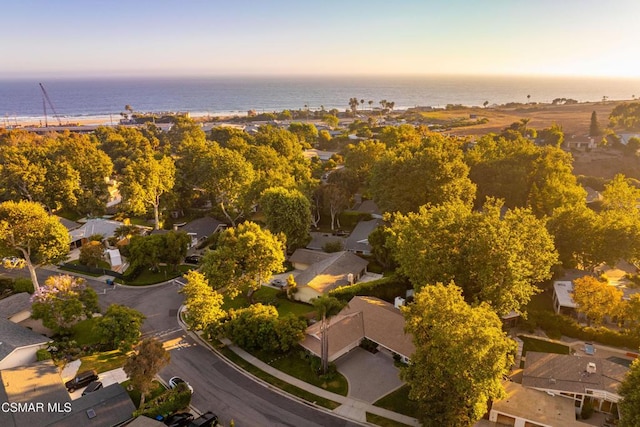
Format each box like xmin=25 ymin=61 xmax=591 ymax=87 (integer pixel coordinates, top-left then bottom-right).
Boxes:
xmin=4 ymin=268 xmax=362 ymax=427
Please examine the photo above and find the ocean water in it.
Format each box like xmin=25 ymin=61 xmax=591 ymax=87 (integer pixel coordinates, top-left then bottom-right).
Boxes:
xmin=1 ymin=75 xmax=639 ymax=124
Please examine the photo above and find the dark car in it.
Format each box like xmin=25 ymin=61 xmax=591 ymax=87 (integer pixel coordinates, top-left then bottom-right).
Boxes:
xmin=65 ymin=370 xmax=99 ymax=392
xmin=164 ymin=412 xmax=194 ymax=427
xmin=184 ymin=255 xmax=202 ymax=265
xmin=333 ymin=229 xmax=349 ymax=236
xmin=188 ymin=411 xmax=218 ymax=427
xmin=81 ymin=380 xmax=103 ymax=396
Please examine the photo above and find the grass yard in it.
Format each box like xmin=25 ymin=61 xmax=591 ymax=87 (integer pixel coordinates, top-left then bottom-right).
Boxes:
xmin=71 ymin=317 xmax=100 ymax=346
xmin=123 ymin=380 xmax=166 ymax=408
xmin=218 ymin=345 xmax=340 ymax=409
xmin=79 ymin=349 xmax=129 ymax=373
xmin=366 ymin=413 xmax=414 ymax=427
xmin=222 ymin=286 xmax=315 ymax=318
xmin=374 ymin=385 xmax=419 ymax=419
xmin=257 ymin=347 xmax=348 ymax=396
xmin=123 ymin=265 xmax=194 ymax=286
xmin=518 ymin=335 xmax=571 ymax=356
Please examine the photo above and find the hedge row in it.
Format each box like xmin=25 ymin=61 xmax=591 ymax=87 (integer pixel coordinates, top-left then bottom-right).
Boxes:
xmin=526 ymin=309 xmax=640 ymax=350
xmin=329 ymin=275 xmax=412 ymax=303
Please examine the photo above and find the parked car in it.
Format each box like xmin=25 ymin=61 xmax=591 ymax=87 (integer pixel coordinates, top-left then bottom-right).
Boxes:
xmin=332 ymin=229 xmax=349 ymax=236
xmin=81 ymin=380 xmax=103 ymax=396
xmin=164 ymin=412 xmax=194 ymax=427
xmin=184 ymin=255 xmax=202 ymax=265
xmin=169 ymin=376 xmax=194 ymax=394
xmin=270 ymin=278 xmax=285 ymax=288
xmin=65 ymin=370 xmax=99 ymax=392
xmin=188 ymin=411 xmax=218 ymax=427
xmin=1 ymin=256 xmax=24 ymax=268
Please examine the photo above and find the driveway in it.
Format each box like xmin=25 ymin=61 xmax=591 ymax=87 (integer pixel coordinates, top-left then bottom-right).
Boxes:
xmin=335 ymin=347 xmax=404 ymax=403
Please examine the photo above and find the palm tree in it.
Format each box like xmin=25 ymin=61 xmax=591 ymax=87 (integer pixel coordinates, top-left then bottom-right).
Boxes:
xmin=483 ymin=101 xmax=489 ymax=108
xmin=368 ymin=100 xmax=373 ymax=111
xmin=312 ymin=296 xmax=347 ymax=374
xmin=526 ymin=94 xmax=531 ymax=103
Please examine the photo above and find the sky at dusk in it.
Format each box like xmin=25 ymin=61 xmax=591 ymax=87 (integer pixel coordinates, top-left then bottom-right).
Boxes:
xmin=2 ymin=0 xmax=639 ymax=78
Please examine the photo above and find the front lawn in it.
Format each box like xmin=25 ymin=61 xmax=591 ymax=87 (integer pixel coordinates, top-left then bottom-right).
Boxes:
xmin=123 ymin=265 xmax=194 ymax=286
xmin=518 ymin=335 xmax=571 ymax=356
xmin=374 ymin=385 xmax=419 ymax=419
xmin=223 ymin=286 xmax=314 ymax=318
xmin=79 ymin=349 xmax=129 ymax=373
xmin=257 ymin=347 xmax=348 ymax=396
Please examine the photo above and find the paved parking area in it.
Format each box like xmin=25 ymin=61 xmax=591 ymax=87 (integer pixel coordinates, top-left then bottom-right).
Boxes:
xmin=335 ymin=347 xmax=404 ymax=403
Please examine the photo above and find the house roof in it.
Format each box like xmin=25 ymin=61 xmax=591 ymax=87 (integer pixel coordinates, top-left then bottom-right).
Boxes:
xmin=0 ymin=293 xmax=31 ymax=319
xmin=294 ymin=251 xmax=368 ymax=294
xmin=179 ymin=216 xmax=225 ymax=237
xmin=553 ymin=281 xmax=576 ymax=309
xmin=345 ymin=219 xmax=384 ymax=253
xmin=50 ymin=383 xmax=135 ymax=427
xmin=352 ymin=200 xmax=382 ymax=217
xmin=69 ymin=219 xmax=125 ymax=242
xmin=301 ymin=296 xmax=415 ymax=360
xmin=0 ymin=360 xmax=71 ymax=427
xmin=57 ymin=216 xmax=81 ymax=231
xmin=289 ymin=248 xmax=333 ymax=266
xmin=522 ymin=351 xmax=628 ymax=396
xmin=125 ymin=416 xmax=167 ymax=427
xmin=491 ymin=381 xmax=585 ymax=427
xmin=0 ymin=318 xmax=50 ymax=361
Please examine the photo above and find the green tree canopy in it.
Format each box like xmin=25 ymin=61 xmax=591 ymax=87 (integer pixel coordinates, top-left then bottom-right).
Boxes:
xmin=78 ymin=240 xmax=104 ymax=268
xmin=402 ymin=283 xmax=516 ymax=427
xmin=31 ymin=275 xmax=99 ymax=333
xmin=120 ymin=153 xmax=175 ymax=230
xmin=370 ymin=134 xmax=475 ymax=214
xmin=0 ymin=200 xmax=70 ymax=290
xmin=180 ymin=271 xmax=226 ymax=333
xmin=388 ymin=199 xmax=558 ymax=315
xmin=201 ymin=222 xmax=285 ymax=299
xmin=124 ymin=338 xmax=170 ymax=408
xmin=260 ymin=187 xmax=311 ymax=252
xmin=618 ymin=355 xmax=640 ymax=427
xmin=94 ymin=304 xmax=145 ymax=351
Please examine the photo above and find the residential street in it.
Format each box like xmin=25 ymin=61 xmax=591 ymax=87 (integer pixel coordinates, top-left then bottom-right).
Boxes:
xmin=1 ymin=267 xmax=363 ymax=427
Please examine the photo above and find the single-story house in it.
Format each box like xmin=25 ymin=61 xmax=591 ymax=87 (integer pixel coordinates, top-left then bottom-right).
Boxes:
xmin=178 ymin=216 xmax=226 ymax=248
xmin=289 ymin=249 xmax=368 ymax=301
xmin=57 ymin=216 xmax=81 ymax=232
xmin=125 ymin=416 xmax=166 ymax=427
xmin=345 ymin=218 xmax=384 ymax=255
xmin=489 ymin=381 xmax=586 ymax=427
xmin=618 ymin=133 xmax=640 ymax=146
xmin=302 ymin=149 xmax=336 ymax=161
xmin=0 ymin=361 xmax=135 ymax=427
xmin=289 ymin=248 xmax=334 ymax=270
xmin=69 ymin=219 xmax=125 ymax=249
xmin=351 ymin=199 xmax=383 ymax=219
xmin=522 ymin=351 xmax=628 ymax=416
xmin=0 ymin=318 xmax=50 ymax=370
xmin=553 ymin=280 xmax=577 ymax=314
xmin=0 ymin=293 xmax=32 ymax=323
xmin=300 ymin=296 xmax=415 ymax=363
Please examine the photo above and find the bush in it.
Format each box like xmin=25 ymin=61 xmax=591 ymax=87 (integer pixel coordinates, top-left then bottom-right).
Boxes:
xmin=12 ymin=278 xmax=34 ymax=293
xmin=137 ymin=387 xmax=192 ymax=418
xmin=338 ymin=211 xmax=372 ymax=228
xmin=322 ymin=240 xmax=343 ymax=253
xmin=36 ymin=348 xmax=52 ymax=361
xmin=330 ymin=275 xmax=412 ymax=303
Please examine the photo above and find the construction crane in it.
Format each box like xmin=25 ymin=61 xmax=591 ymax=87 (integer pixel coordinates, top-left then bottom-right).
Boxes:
xmin=39 ymin=83 xmax=62 ymax=127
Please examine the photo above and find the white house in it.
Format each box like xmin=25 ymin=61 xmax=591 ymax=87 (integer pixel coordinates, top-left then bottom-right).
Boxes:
xmin=0 ymin=318 xmax=50 ymax=370
xmin=553 ymin=280 xmax=577 ymax=314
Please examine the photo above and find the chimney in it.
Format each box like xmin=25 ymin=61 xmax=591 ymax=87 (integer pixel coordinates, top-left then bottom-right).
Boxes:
xmin=587 ymin=362 xmax=597 ymax=374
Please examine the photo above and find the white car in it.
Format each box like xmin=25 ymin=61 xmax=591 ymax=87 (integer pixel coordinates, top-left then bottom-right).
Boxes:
xmin=169 ymin=376 xmax=194 ymax=394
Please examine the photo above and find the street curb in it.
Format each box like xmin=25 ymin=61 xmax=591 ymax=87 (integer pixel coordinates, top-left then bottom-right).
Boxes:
xmin=174 ymin=306 xmax=370 ymax=427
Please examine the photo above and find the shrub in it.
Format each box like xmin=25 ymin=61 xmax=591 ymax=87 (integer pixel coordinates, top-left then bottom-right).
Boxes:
xmin=13 ymin=278 xmax=34 ymax=293
xmin=36 ymin=349 xmax=52 ymax=361
xmin=330 ymin=275 xmax=412 ymax=303
xmin=322 ymin=240 xmax=343 ymax=253
xmin=137 ymin=387 xmax=192 ymax=418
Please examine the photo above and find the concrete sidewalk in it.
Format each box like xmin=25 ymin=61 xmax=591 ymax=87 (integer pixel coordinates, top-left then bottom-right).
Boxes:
xmin=216 ymin=337 xmax=420 ymax=426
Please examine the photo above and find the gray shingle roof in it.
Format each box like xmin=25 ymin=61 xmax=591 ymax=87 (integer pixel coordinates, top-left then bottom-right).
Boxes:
xmin=294 ymin=251 xmax=368 ymax=294
xmin=345 ymin=219 xmax=384 ymax=253
xmin=0 ymin=293 xmax=32 ymax=319
xmin=289 ymin=248 xmax=333 ymax=266
xmin=0 ymin=318 xmax=49 ymax=361
xmin=180 ymin=216 xmax=225 ymax=237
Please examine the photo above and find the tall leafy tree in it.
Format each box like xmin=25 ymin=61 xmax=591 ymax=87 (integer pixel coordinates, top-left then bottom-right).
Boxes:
xmin=94 ymin=304 xmax=145 ymax=351
xmin=0 ymin=200 xmax=70 ymax=290
xmin=120 ymin=154 xmax=175 ymax=230
xmin=180 ymin=271 xmax=226 ymax=333
xmin=618 ymin=356 xmax=640 ymax=427
xmin=124 ymin=338 xmax=170 ymax=408
xmin=547 ymin=205 xmax=600 ymax=269
xmin=589 ymin=111 xmax=602 ymax=136
xmin=161 ymin=231 xmax=191 ymax=271
xmin=402 ymin=283 xmax=516 ymax=427
xmin=201 ymin=222 xmax=285 ymax=300
xmin=344 ymin=140 xmax=387 ymax=184
xmin=260 ymin=187 xmax=312 ymax=252
xmin=370 ymin=134 xmax=475 ymax=214
xmin=31 ymin=275 xmax=99 ymax=333
xmin=388 ymin=199 xmax=558 ymax=315
xmin=571 ymin=276 xmax=623 ymax=326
